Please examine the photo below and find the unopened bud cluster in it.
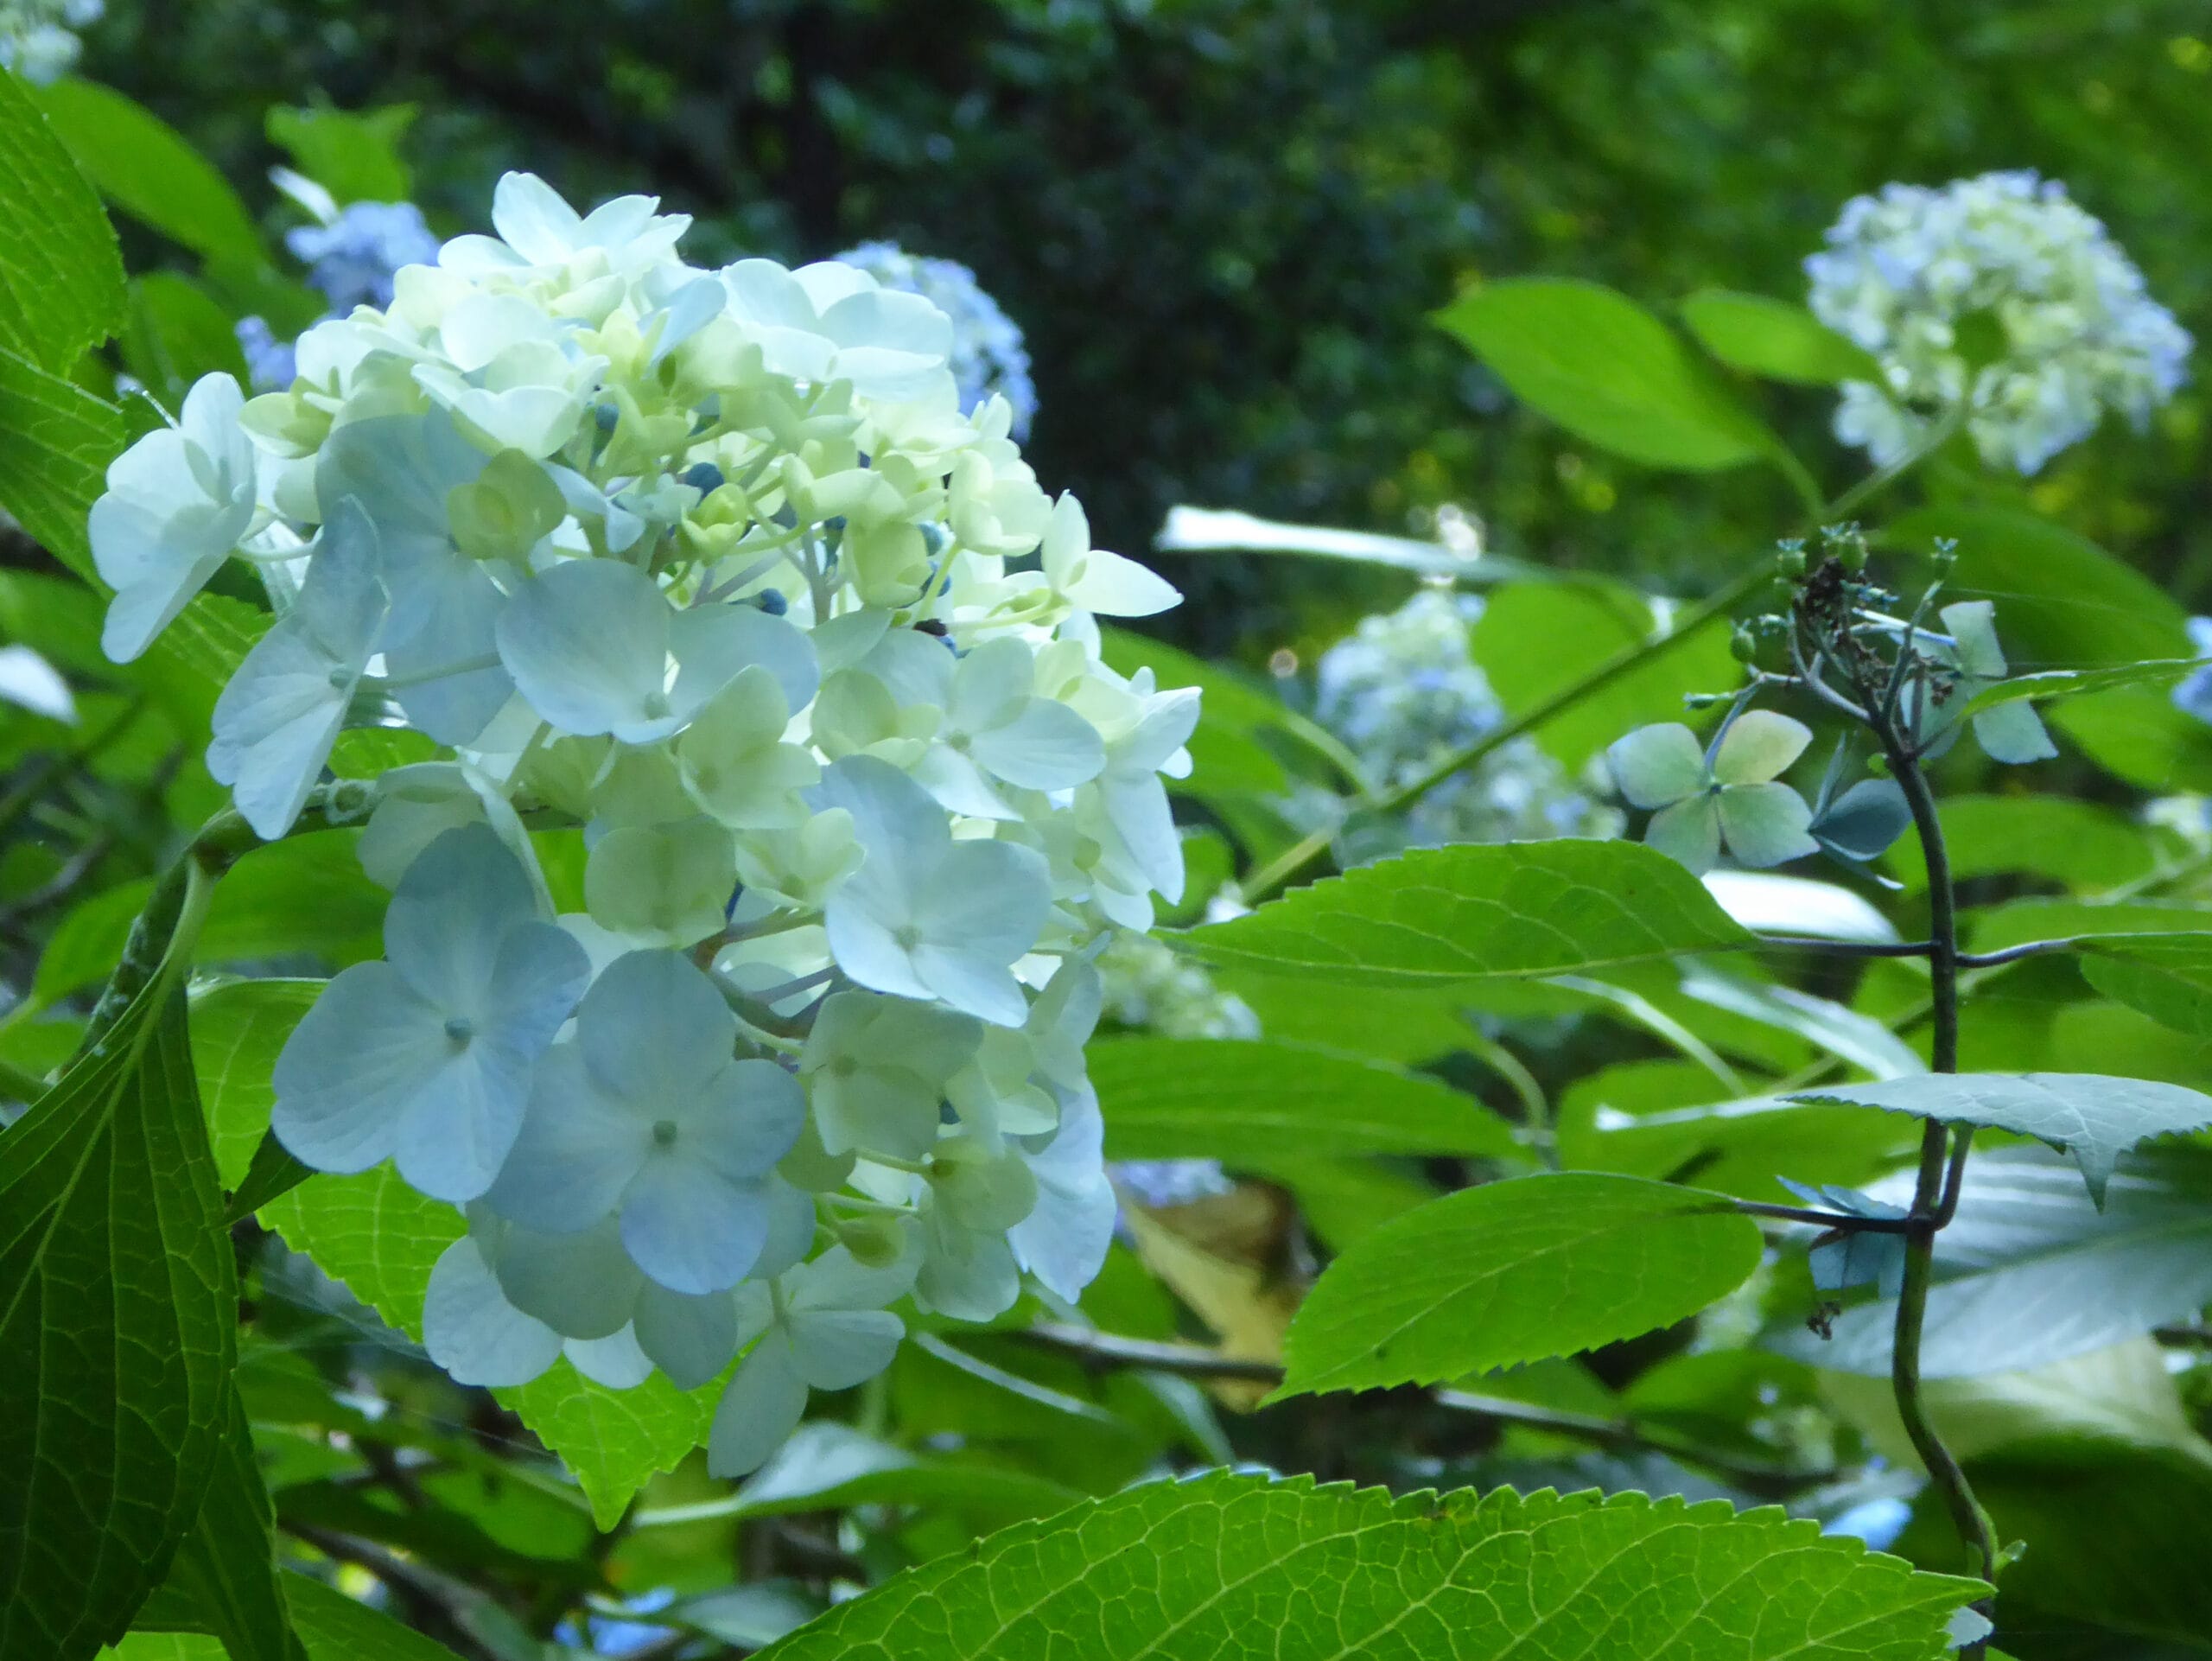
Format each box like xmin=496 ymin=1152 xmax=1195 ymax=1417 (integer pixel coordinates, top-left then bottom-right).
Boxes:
xmin=90 ymin=173 xmax=1196 ymax=1474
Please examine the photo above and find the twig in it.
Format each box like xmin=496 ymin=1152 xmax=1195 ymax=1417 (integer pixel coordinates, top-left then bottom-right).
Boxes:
xmin=1015 ymin=1322 xmax=1834 ymax=1492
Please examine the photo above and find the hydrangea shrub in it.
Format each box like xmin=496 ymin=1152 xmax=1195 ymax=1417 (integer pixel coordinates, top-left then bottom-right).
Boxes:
xmin=87 ymin=170 xmax=1197 ymax=1476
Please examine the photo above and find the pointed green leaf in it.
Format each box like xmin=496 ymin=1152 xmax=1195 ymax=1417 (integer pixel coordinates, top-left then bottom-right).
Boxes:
xmin=1786 ymin=1072 xmax=2212 ymax=1206
xmin=0 ymin=67 xmax=124 ymax=370
xmin=757 ymin=1470 xmax=1982 ymax=1660
xmin=2080 ymin=935 xmax=2212 ymax=1037
xmin=0 ymin=982 xmax=236 ymax=1661
xmin=1472 ymin=580 xmax=1736 ymax=770
xmin=188 ymin=978 xmax=322 ymax=1189
xmin=1436 ymin=278 xmax=1774 ymax=471
xmin=133 ymin=1397 xmax=305 ymax=1661
xmin=0 ymin=338 xmax=123 ymax=583
xmin=282 ymin=1575 xmax=467 ymax=1660
xmin=35 ymin=79 xmax=264 ymax=269
xmin=1176 ymin=841 xmax=1753 ymax=987
xmin=1679 ymin=290 xmax=1882 ymax=385
xmin=1089 ymin=1036 xmax=1517 ymax=1168
xmin=1274 ymin=1173 xmax=1763 ymax=1399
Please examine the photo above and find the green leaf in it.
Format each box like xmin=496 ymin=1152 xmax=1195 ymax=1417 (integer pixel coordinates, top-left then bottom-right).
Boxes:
xmin=2080 ymin=935 xmax=2212 ymax=1037
xmin=0 ymin=66 xmax=125 ymax=369
xmin=1958 ymin=658 xmax=2197 ymax=716
xmin=189 ymin=978 xmax=321 ymax=1189
xmin=493 ymin=1364 xmax=718 ymax=1531
xmin=1786 ymin=1072 xmax=2212 ymax=1204
xmin=1776 ymin=1147 xmax=2212 ymax=1378
xmin=1435 ymin=278 xmax=1775 ymax=471
xmin=133 ymin=1397 xmax=305 ymax=1661
xmin=1882 ymin=507 xmax=2189 ymax=670
xmin=1273 ymin=1173 xmax=1763 ymax=1398
xmin=1965 ymin=898 xmax=2211 ymax=956
xmin=1175 ymin=840 xmax=1753 ymax=987
xmin=1679 ymin=289 xmax=1882 ymax=385
xmin=1889 ymin=795 xmax=2159 ymax=894
xmin=258 ymin=1169 xmax=715 ymax=1530
xmin=36 ymin=79 xmax=265 ymax=269
xmin=223 ymin=1132 xmax=313 ymax=1225
xmin=1090 ymin=1036 xmax=1518 ymax=1167
xmin=757 ymin=1469 xmax=1983 ymax=1660
xmin=1471 ymin=580 xmax=1737 ymax=770
xmin=282 ymin=1574 xmax=467 ymax=1661
xmin=38 ymin=836 xmax=383 ymax=1007
xmin=0 ymin=338 xmax=123 ymax=582
xmin=266 ymin=104 xmax=415 ymax=205
xmin=123 ymin=273 xmax=251 ymax=410
xmin=0 ymin=983 xmax=235 ymax=1660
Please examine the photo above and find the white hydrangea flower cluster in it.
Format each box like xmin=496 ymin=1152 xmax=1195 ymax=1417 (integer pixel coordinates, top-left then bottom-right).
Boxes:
xmin=832 ymin=240 xmax=1037 ymax=439
xmin=88 ymin=172 xmax=1196 ymax=1476
xmin=1300 ymin=588 xmax=1612 ymax=862
xmin=1805 ymin=170 xmax=2191 ymax=475
xmin=0 ymin=0 xmax=100 ymax=84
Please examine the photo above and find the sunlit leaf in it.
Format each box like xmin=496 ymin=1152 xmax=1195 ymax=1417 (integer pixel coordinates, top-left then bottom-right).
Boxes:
xmin=1274 ymin=1173 xmax=1762 ymax=1398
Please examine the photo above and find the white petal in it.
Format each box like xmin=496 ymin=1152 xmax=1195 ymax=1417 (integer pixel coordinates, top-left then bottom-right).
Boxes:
xmin=1645 ymin=796 xmax=1722 ymax=874
xmin=620 ymin=1158 xmax=770 ymax=1295
xmin=669 ymin=603 xmax=818 ymax=724
xmin=1059 ymin=546 xmax=1179 ymax=617
xmin=788 ymin=1307 xmax=904 ymax=1391
xmin=271 ymin=963 xmax=447 ymax=1174
xmin=575 ymin=949 xmax=739 ymax=1102
xmin=497 ymin=560 xmax=669 ymax=738
xmin=485 ymin=1212 xmax=643 ymax=1340
xmin=677 ymin=1058 xmax=806 ymax=1181
xmin=1712 ymin=710 xmax=1813 ymax=787
xmin=423 ymin=1238 xmax=562 ymax=1387
xmin=564 ymin=1327 xmax=655 ymax=1390
xmin=483 ymin=1045 xmax=648 ymax=1230
xmin=634 ymin=1283 xmax=741 ymax=1389
xmin=971 ymin=699 xmax=1105 ymax=790
xmin=1605 ymin=722 xmax=1707 ymax=808
xmin=1717 ymin=782 xmax=1820 ymax=869
xmin=1008 ymin=1083 xmax=1115 ymax=1301
xmin=383 ymin=823 xmax=542 ymax=1005
xmin=707 ymin=1336 xmax=810 ymax=1478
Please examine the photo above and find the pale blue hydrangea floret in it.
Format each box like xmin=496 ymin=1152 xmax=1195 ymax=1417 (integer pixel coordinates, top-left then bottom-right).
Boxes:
xmin=1310 ymin=588 xmax=1611 ymax=854
xmin=93 ymin=169 xmax=1197 ymax=1479
xmin=0 ymin=0 xmax=101 ymax=84
xmin=1806 ymin=169 xmax=2191 ymax=474
xmin=288 ymin=200 xmax=443 ymax=312
xmin=834 ymin=239 xmax=1038 ymax=437
xmin=2173 ymin=618 xmax=2212 ymax=729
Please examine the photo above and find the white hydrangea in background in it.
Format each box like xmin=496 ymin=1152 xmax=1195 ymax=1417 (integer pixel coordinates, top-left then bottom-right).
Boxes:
xmin=0 ymin=0 xmax=101 ymax=84
xmin=92 ymin=170 xmax=1193 ymax=1478
xmin=833 ymin=240 xmax=1038 ymax=439
xmin=1295 ymin=587 xmax=1615 ymax=863
xmin=1806 ymin=169 xmax=2191 ymax=474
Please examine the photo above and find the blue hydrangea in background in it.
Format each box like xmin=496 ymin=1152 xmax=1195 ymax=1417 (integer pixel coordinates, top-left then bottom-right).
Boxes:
xmin=0 ymin=0 xmax=102 ymax=85
xmin=235 ymin=200 xmax=442 ymax=391
xmin=834 ymin=239 xmax=1038 ymax=437
xmin=286 ymin=200 xmax=441 ymax=311
xmin=1302 ymin=587 xmax=1616 ymax=862
xmin=1807 ymin=169 xmax=2191 ymax=475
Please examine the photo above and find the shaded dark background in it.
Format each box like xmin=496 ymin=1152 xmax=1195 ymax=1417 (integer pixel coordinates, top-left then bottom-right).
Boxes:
xmin=86 ymin=0 xmax=2212 ymax=653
